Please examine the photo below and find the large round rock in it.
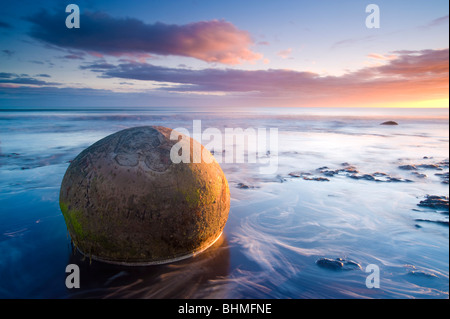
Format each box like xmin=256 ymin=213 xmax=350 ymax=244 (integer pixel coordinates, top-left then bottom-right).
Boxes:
xmin=60 ymin=126 xmax=230 ymax=265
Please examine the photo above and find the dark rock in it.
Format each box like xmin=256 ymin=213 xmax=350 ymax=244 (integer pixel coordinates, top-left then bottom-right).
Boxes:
xmin=416 ymin=164 xmax=443 ymax=170
xmin=361 ymin=174 xmax=376 ymax=181
xmin=288 ymin=172 xmax=302 ymax=178
xmin=373 ymin=172 xmax=388 ymax=177
xmin=289 ymin=171 xmax=313 ymax=177
xmin=341 ymin=166 xmax=359 ymax=173
xmin=349 ymin=174 xmax=375 ymax=181
xmin=399 ymin=164 xmax=417 ymax=170
xmin=380 ymin=121 xmax=399 ymax=125
xmin=316 ymin=258 xmax=343 ymax=270
xmin=302 ymin=165 xmax=417 ymax=184
xmin=411 ymin=172 xmax=427 ymax=178
xmin=303 ymin=176 xmax=330 ymax=182
xmin=289 ymin=171 xmax=329 ymax=182
xmin=316 ymin=257 xmax=362 ymax=271
xmin=387 ymin=177 xmax=413 ymax=183
xmin=414 ymin=219 xmax=449 ymax=227
xmin=237 ymin=183 xmax=251 ymax=189
xmin=435 ymin=172 xmax=449 ymax=184
xmin=407 ymin=270 xmax=438 ymax=278
xmin=321 ymin=170 xmax=338 ymax=177
xmin=417 ymin=195 xmax=449 ymax=211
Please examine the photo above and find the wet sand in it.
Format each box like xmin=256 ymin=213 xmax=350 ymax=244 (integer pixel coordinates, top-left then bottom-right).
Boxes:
xmin=0 ymin=107 xmax=448 ymax=298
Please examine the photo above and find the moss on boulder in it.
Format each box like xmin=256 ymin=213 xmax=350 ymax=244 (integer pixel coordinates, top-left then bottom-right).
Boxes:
xmin=60 ymin=126 xmax=230 ymax=265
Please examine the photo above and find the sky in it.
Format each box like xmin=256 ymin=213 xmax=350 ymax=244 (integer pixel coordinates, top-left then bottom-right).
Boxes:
xmin=0 ymin=0 xmax=448 ymax=108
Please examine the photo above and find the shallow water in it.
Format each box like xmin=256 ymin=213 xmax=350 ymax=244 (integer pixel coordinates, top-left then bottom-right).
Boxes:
xmin=0 ymin=107 xmax=448 ymax=298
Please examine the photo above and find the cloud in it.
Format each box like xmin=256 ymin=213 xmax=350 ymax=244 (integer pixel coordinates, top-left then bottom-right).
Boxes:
xmin=277 ymin=48 xmax=293 ymax=59
xmin=331 ymin=35 xmax=378 ymax=50
xmin=0 ymin=86 xmax=201 ymax=108
xmin=0 ymin=21 xmax=12 ymax=29
xmin=26 ymin=10 xmax=262 ymax=65
xmin=62 ymin=54 xmax=85 ymax=60
xmin=79 ymin=62 xmax=116 ymax=72
xmin=0 ymin=72 xmax=15 ymax=79
xmin=100 ymin=63 xmax=318 ymax=93
xmin=28 ymin=60 xmax=45 ymax=65
xmin=2 ymin=49 xmax=14 ymax=57
xmin=367 ymin=53 xmax=397 ymax=61
xmin=1 ymin=48 xmax=446 ymax=108
xmin=422 ymin=15 xmax=449 ymax=28
xmin=0 ymin=74 xmax=59 ymax=87
xmin=89 ymin=48 xmax=448 ymax=106
xmin=375 ymin=49 xmax=449 ymax=76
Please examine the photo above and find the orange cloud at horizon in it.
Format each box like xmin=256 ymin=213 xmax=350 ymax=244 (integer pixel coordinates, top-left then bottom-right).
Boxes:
xmin=277 ymin=49 xmax=449 ymax=108
xmin=32 ymin=48 xmax=447 ymax=109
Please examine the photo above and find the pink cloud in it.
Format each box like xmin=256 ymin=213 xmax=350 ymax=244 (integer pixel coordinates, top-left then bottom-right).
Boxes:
xmin=96 ymin=48 xmax=448 ymax=107
xmin=367 ymin=53 xmax=397 ymax=60
xmin=277 ymin=48 xmax=293 ymax=59
xmin=27 ymin=11 xmax=262 ymax=65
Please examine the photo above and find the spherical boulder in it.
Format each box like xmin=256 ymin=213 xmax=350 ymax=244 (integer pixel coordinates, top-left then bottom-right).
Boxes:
xmin=60 ymin=126 xmax=230 ymax=265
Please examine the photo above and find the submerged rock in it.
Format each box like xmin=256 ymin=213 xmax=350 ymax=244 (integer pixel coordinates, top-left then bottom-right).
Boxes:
xmin=399 ymin=164 xmax=417 ymax=171
xmin=288 ymin=172 xmax=305 ymax=178
xmin=60 ymin=126 xmax=230 ymax=265
xmin=407 ymin=270 xmax=438 ymax=278
xmin=416 ymin=164 xmax=443 ymax=170
xmin=292 ymin=164 xmax=415 ymax=184
xmin=386 ymin=176 xmax=413 ymax=183
xmin=438 ymin=159 xmax=449 ymax=168
xmin=373 ymin=172 xmax=388 ymax=177
xmin=288 ymin=171 xmax=329 ymax=182
xmin=303 ymin=176 xmax=330 ymax=182
xmin=237 ymin=182 xmax=257 ymax=189
xmin=417 ymin=195 xmax=449 ymax=211
xmin=414 ymin=219 xmax=449 ymax=227
xmin=349 ymin=174 xmax=376 ymax=181
xmin=411 ymin=171 xmax=427 ymax=178
xmin=316 ymin=257 xmax=362 ymax=271
xmin=435 ymin=172 xmax=449 ymax=184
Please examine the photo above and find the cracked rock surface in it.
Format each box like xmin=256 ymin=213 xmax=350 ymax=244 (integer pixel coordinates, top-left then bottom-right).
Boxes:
xmin=60 ymin=126 xmax=230 ymax=265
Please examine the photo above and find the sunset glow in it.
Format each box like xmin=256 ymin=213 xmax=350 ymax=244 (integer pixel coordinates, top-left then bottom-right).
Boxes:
xmin=0 ymin=0 xmax=449 ymax=301
xmin=0 ymin=0 xmax=448 ymax=109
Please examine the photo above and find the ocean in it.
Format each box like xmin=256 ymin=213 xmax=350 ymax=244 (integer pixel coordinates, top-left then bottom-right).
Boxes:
xmin=0 ymin=107 xmax=448 ymax=298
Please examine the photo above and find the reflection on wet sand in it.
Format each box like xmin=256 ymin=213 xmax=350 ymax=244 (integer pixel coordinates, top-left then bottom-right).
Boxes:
xmin=66 ymin=233 xmax=230 ymax=299
xmin=1 ymin=108 xmax=448 ymax=298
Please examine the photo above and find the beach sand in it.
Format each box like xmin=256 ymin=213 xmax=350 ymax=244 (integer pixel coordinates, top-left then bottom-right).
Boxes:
xmin=0 ymin=107 xmax=448 ymax=298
